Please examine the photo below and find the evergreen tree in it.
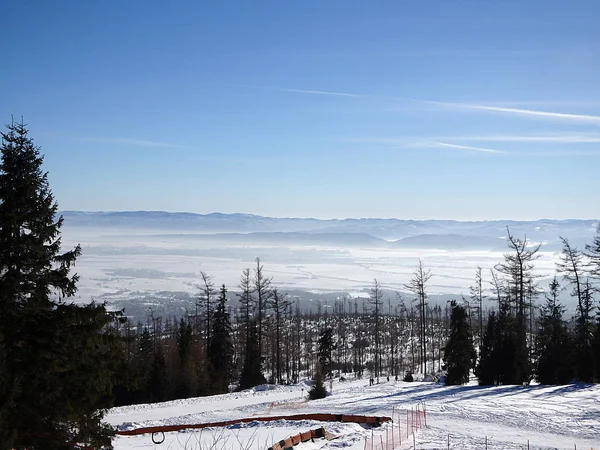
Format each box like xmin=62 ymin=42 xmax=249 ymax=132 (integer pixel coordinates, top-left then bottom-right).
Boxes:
xmin=573 ymin=279 xmax=595 ymax=382
xmin=239 ymin=319 xmax=265 ymax=389
xmin=593 ymin=315 xmax=600 ymax=382
xmin=0 ymin=120 xmax=118 ymax=448
xmin=476 ymin=311 xmax=498 ymax=385
xmin=0 ymin=327 xmax=17 ymax=447
xmin=148 ymin=347 xmax=169 ymax=402
xmin=317 ymin=327 xmax=336 ymax=378
xmin=534 ymin=277 xmax=573 ymax=384
xmin=175 ymin=318 xmax=195 ymax=397
xmin=476 ymin=302 xmax=519 ymax=385
xmin=443 ymin=301 xmax=476 ymax=385
xmin=209 ymin=284 xmax=234 ymax=393
xmin=495 ymin=229 xmax=539 ymax=384
xmin=308 ymin=364 xmax=328 ymax=400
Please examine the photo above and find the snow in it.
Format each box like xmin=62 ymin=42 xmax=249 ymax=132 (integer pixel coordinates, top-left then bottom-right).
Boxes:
xmin=107 ymin=379 xmax=600 ymax=450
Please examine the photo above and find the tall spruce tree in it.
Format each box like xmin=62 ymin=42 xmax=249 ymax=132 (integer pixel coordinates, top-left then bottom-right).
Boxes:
xmin=317 ymin=327 xmax=336 ymax=378
xmin=476 ymin=310 xmax=498 ymax=385
xmin=209 ymin=284 xmax=234 ymax=393
xmin=573 ymin=279 xmax=595 ymax=382
xmin=239 ymin=319 xmax=265 ymax=389
xmin=443 ymin=301 xmax=476 ymax=385
xmin=534 ymin=277 xmax=573 ymax=385
xmin=476 ymin=301 xmax=519 ymax=385
xmin=0 ymin=120 xmax=119 ymax=448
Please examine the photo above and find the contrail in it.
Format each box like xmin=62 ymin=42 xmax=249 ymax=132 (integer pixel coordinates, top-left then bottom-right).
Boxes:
xmin=436 ymin=142 xmax=504 ymax=154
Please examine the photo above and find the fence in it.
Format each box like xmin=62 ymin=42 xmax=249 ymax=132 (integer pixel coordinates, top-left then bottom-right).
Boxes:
xmin=443 ymin=434 xmax=595 ymax=450
xmin=364 ymin=403 xmax=427 ymax=450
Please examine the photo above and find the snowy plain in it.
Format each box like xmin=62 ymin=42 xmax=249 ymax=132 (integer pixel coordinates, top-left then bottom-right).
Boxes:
xmin=107 ymin=378 xmax=600 ymax=450
xmin=62 ymin=226 xmax=562 ymax=305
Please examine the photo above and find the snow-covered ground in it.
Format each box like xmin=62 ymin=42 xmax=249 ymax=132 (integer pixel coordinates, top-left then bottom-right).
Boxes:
xmin=107 ymin=379 xmax=600 ymax=450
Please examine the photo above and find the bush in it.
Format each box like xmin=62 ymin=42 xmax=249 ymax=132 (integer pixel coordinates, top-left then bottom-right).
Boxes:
xmin=308 ymin=367 xmax=328 ymax=400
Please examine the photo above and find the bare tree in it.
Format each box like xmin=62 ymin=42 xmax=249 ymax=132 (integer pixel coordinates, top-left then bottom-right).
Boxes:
xmin=495 ymin=228 xmax=541 ymax=318
xmin=198 ymin=271 xmax=216 ymax=356
xmin=585 ymin=224 xmax=600 ymax=277
xmin=494 ymin=228 xmax=541 ymax=382
xmin=269 ymin=288 xmax=291 ymax=384
xmin=469 ymin=266 xmax=485 ymax=348
xmin=405 ymin=260 xmax=432 ymax=375
xmin=556 ymin=237 xmax=585 ymax=311
xmin=236 ymin=268 xmax=254 ymax=342
xmin=253 ymin=258 xmax=272 ymax=361
xmin=368 ymin=279 xmax=384 ymax=380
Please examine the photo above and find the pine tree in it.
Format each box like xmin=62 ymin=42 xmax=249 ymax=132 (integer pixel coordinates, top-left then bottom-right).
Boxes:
xmin=209 ymin=284 xmax=234 ymax=393
xmin=0 ymin=120 xmax=119 ymax=448
xmin=0 ymin=327 xmax=17 ymax=448
xmin=443 ymin=301 xmax=476 ymax=385
xmin=534 ymin=277 xmax=573 ymax=385
xmin=308 ymin=364 xmax=328 ymax=400
xmin=495 ymin=228 xmax=539 ymax=384
xmin=239 ymin=319 xmax=265 ymax=389
xmin=476 ymin=302 xmax=520 ymax=385
xmin=573 ymin=279 xmax=595 ymax=382
xmin=317 ymin=327 xmax=336 ymax=378
xmin=148 ymin=347 xmax=169 ymax=402
xmin=175 ymin=318 xmax=195 ymax=397
xmin=476 ymin=311 xmax=498 ymax=385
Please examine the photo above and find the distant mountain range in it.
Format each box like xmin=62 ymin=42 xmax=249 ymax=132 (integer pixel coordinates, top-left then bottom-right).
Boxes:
xmin=61 ymin=211 xmax=598 ymax=252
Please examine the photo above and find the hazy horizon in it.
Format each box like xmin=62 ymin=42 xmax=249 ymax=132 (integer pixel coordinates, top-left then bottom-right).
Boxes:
xmin=61 ymin=209 xmax=599 ymax=223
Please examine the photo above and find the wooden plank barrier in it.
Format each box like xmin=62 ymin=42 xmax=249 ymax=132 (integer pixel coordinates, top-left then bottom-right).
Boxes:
xmin=116 ymin=414 xmax=392 ymax=436
xmin=267 ymin=427 xmax=326 ymax=450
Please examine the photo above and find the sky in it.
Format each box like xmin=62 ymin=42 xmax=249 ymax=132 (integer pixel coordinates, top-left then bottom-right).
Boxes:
xmin=2 ymin=0 xmax=599 ymax=220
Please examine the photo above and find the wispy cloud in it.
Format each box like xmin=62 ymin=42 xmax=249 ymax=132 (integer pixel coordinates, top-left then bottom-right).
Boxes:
xmin=429 ymin=101 xmax=600 ymax=124
xmin=82 ymin=136 xmax=189 ymax=149
xmin=446 ymin=134 xmax=600 ymax=143
xmin=231 ymin=85 xmax=600 ymax=124
xmin=228 ymin=84 xmax=418 ymax=102
xmin=435 ymin=142 xmax=504 ymax=154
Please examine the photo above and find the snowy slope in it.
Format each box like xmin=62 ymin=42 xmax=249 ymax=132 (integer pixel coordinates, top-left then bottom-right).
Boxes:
xmin=107 ymin=380 xmax=600 ymax=450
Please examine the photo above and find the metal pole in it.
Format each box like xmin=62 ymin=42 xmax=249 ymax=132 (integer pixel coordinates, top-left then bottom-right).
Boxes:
xmin=447 ymin=434 xmax=450 ymax=450
xmin=485 ymin=436 xmax=487 ymax=450
xmin=413 ymin=432 xmax=416 ymax=449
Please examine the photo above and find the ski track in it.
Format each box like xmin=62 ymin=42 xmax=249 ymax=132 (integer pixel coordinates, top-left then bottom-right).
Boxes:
xmin=108 ymin=380 xmax=600 ymax=450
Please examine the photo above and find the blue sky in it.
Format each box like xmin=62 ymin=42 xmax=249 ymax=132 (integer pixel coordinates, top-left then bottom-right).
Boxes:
xmin=2 ymin=1 xmax=599 ymax=220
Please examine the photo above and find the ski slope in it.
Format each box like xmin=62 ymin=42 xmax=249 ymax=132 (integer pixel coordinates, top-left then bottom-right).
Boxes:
xmin=107 ymin=379 xmax=600 ymax=450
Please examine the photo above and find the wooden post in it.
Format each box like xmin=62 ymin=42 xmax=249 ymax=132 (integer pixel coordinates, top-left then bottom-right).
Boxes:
xmin=447 ymin=434 xmax=450 ymax=450
xmin=413 ymin=432 xmax=416 ymax=449
xmin=485 ymin=436 xmax=487 ymax=450
xmin=423 ymin=402 xmax=427 ymax=427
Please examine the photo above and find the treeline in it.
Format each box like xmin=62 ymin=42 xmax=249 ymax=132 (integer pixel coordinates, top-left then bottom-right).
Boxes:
xmin=444 ymin=230 xmax=600 ymax=386
xmin=110 ymin=266 xmax=452 ymax=405
xmin=110 ymin=224 xmax=600 ymax=405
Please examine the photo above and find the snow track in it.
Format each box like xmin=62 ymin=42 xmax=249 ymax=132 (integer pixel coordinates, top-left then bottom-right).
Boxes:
xmin=107 ymin=380 xmax=600 ymax=450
